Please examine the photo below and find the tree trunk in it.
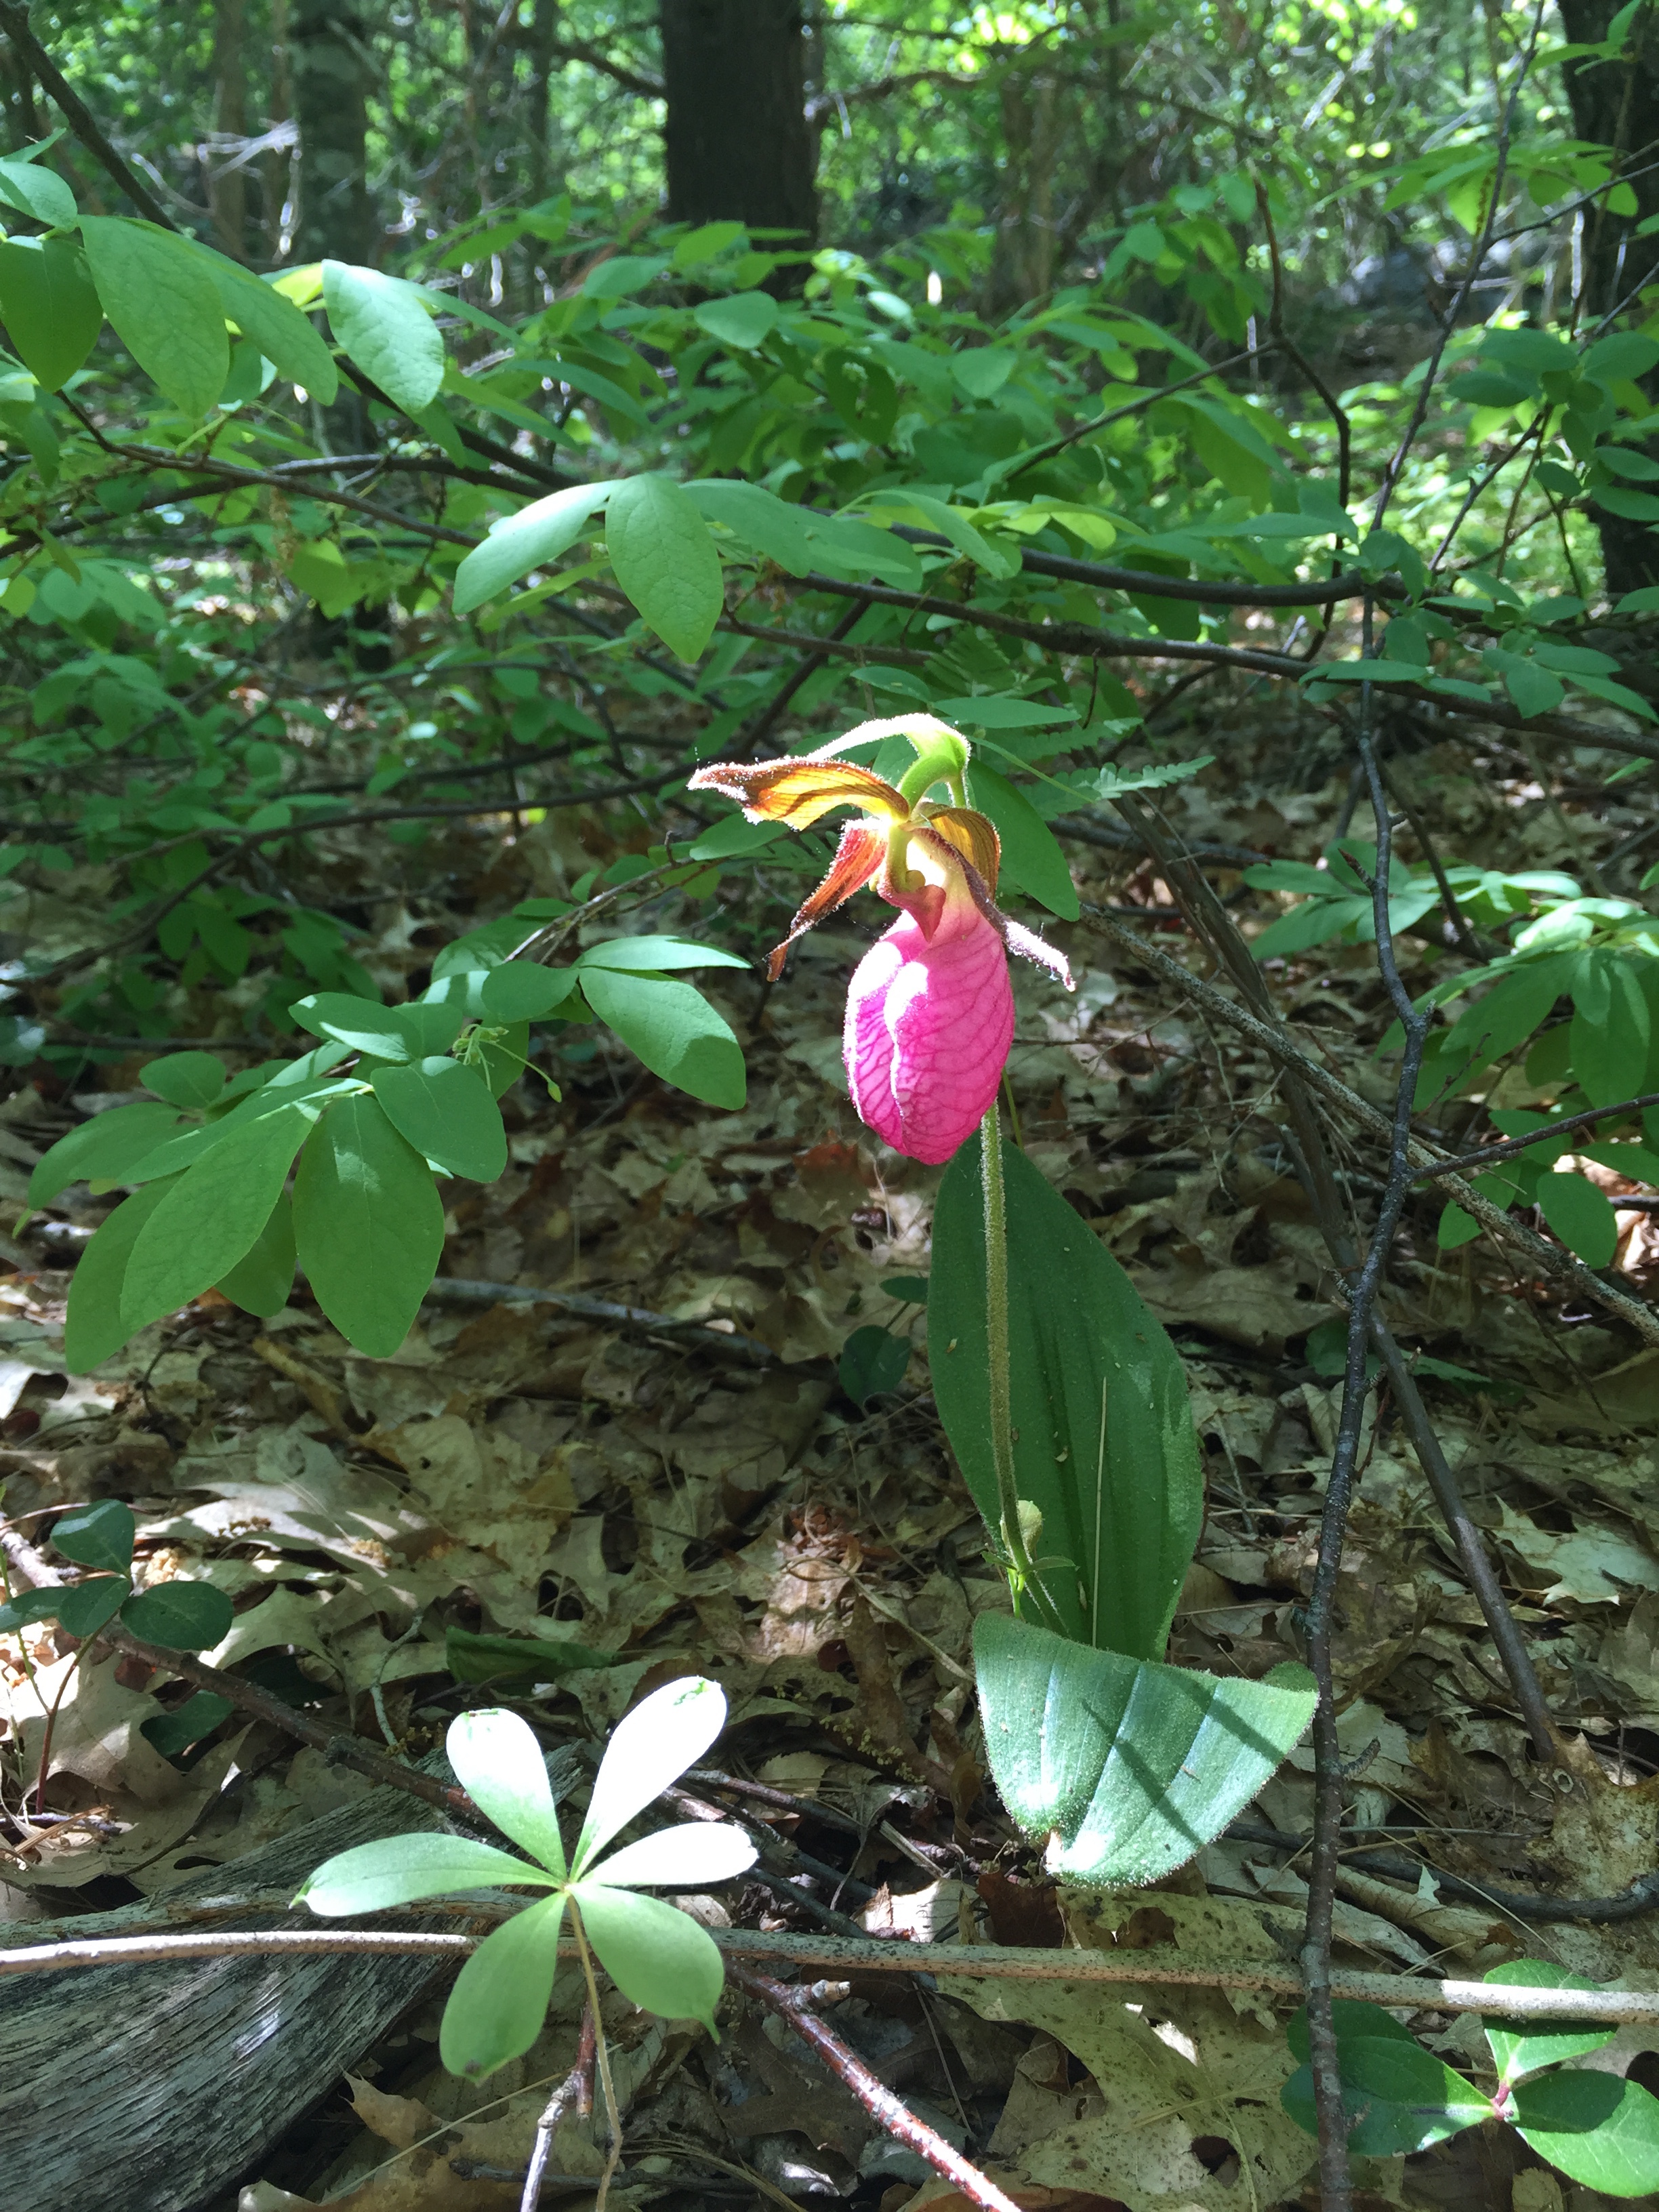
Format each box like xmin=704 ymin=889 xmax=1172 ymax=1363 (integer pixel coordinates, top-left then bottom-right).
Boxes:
xmin=209 ymin=0 xmax=248 ymax=261
xmin=1559 ymin=0 xmax=1659 ymax=594
xmin=659 ymin=0 xmax=817 ymax=252
xmin=529 ymin=0 xmax=559 ymax=207
xmin=292 ymin=0 xmax=375 ymax=270
xmin=985 ymin=67 xmax=1064 ymax=321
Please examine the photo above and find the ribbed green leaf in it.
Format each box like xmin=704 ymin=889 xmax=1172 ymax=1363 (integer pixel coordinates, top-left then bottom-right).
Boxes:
xmin=28 ymin=1102 xmax=183 ymax=1208
xmin=371 ymin=1058 xmax=507 ymax=1181
xmin=606 ymin=473 xmax=722 ymax=662
xmin=80 ymin=218 xmax=228 ymax=416
xmin=976 ymin=1611 xmax=1315 ymax=1884
xmin=579 ymin=967 xmax=745 ymax=1109
xmin=0 ymin=236 xmax=102 ymax=390
xmin=323 ymin=261 xmax=443 ymax=413
xmin=216 ymin=1193 xmax=297 ymax=1317
xmin=122 ymin=1103 xmax=314 ymax=1330
xmin=292 ymin=1094 xmax=445 ymax=1357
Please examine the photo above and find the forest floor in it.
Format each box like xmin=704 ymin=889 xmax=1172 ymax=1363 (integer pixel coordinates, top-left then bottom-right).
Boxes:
xmin=4 ymin=685 xmax=1659 ymax=2212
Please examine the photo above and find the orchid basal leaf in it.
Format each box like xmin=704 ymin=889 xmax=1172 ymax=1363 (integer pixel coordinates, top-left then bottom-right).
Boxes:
xmin=573 ymin=1675 xmax=729 ymax=1875
xmin=591 ymin=1820 xmax=758 ymax=1889
xmin=573 ymin=1883 xmax=726 ymax=2032
xmin=296 ymin=1832 xmax=552 ymax=1915
xmin=439 ymin=1892 xmax=569 ymax=2080
xmin=445 ymin=1707 xmax=568 ymax=1875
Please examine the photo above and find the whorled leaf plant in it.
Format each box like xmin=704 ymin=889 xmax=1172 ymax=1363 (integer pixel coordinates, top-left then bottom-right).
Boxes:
xmin=297 ymin=1677 xmax=756 ymax=2079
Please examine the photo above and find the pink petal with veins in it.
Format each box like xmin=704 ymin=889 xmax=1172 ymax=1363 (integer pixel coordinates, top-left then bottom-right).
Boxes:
xmin=843 ymin=903 xmax=1014 ymax=1165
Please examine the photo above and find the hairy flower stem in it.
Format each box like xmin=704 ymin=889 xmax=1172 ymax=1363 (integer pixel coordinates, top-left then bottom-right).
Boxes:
xmin=980 ymin=1107 xmax=1064 ymax=1632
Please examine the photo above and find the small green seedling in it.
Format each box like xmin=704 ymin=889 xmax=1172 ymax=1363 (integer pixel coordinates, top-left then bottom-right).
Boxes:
xmin=0 ymin=1498 xmax=233 ymax=1652
xmin=1282 ymin=1969 xmax=1659 ymax=2198
xmin=295 ymin=1675 xmax=757 ymax=2079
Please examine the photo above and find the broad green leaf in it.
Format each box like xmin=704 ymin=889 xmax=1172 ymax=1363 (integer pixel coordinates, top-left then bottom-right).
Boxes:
xmin=1281 ymin=2036 xmax=1493 ymax=2157
xmin=28 ymin=1101 xmax=183 ymax=1208
xmin=140 ymin=1689 xmax=234 ymax=1758
xmin=439 ymin=1892 xmax=567 ymax=2080
xmin=292 ymin=1093 xmax=445 ymax=1357
xmin=1286 ymin=2000 xmax=1419 ymax=2060
xmin=684 ymin=478 xmax=817 ymax=574
xmin=0 ymin=1585 xmax=71 ymax=1632
xmin=371 ymin=1058 xmax=507 ymax=1182
xmin=52 ymin=1499 xmax=135 ymax=1573
xmin=975 ymin=1612 xmax=1316 ymax=1884
xmin=446 ymin=1708 xmax=567 ymax=1877
xmin=1571 ymin=959 xmax=1650 ymax=1105
xmin=194 ymin=251 xmax=338 ymax=403
xmin=937 ymin=697 xmax=1079 ymax=731
xmin=1538 ymin=1170 xmax=1619 ymax=1267
xmin=120 ymin=1579 xmax=234 ymax=1651
xmin=121 ymin=1102 xmax=314 ymax=1330
xmin=573 ymin=1883 xmax=726 ymax=2031
xmin=453 ymin=482 xmax=612 ymax=615
xmin=953 ymin=347 xmax=1018 ymax=398
xmin=1483 ymin=1961 xmax=1616 ymax=2083
xmin=579 ymin=966 xmax=745 ymax=1109
xmin=1512 ymin=2068 xmax=1659 ymax=2196
xmin=80 ymin=218 xmax=228 ymax=417
xmin=0 ymin=155 xmax=76 ymax=227
xmin=291 ymin=990 xmax=464 ymax=1062
xmin=216 ymin=1193 xmax=297 ymax=1317
xmin=591 ymin=1821 xmax=756 ymax=1890
xmin=322 ymin=261 xmax=443 ymax=415
xmin=140 ymin=1050 xmax=228 ymax=1109
xmin=575 ymin=936 xmax=750 ymax=974
xmin=299 ymin=1832 xmax=554 ymax=1916
xmin=574 ymin=1675 xmax=729 ymax=1874
xmin=0 ymin=236 xmax=102 ymax=390
xmin=445 ymin=1625 xmax=620 ymax=1682
xmin=693 ymin=291 xmax=778 ymax=349
xmin=965 ymin=762 xmax=1080 ymax=918
xmin=54 ymin=1576 xmax=130 ymax=1639
xmin=477 ymin=962 xmax=583 ymax=1021
xmin=64 ymin=1177 xmax=179 ymax=1372
xmin=839 ymin=1324 xmax=911 ymax=1406
xmin=605 ymin=472 xmax=723 ymax=662
xmin=931 ymin=1133 xmax=1203 ymax=1656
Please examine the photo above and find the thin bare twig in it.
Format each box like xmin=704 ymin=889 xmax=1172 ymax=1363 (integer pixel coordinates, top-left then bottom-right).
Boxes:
xmin=1414 ymin=1088 xmax=1659 ymax=1179
xmin=522 ymin=2005 xmax=596 ymax=2212
xmin=729 ymin=1963 xmax=1022 ymax=2212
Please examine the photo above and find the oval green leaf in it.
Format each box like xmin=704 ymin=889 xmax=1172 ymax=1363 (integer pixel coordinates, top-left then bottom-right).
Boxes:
xmin=120 ymin=1580 xmax=235 ymax=1652
xmin=578 ymin=966 xmax=745 ymax=1109
xmin=605 ymin=472 xmax=723 ymax=663
xmin=292 ymin=1093 xmax=445 ymax=1357
xmin=439 ymin=1892 xmax=568 ymax=2080
xmin=321 ymin=260 xmax=443 ymax=415
xmin=28 ymin=1101 xmax=184 ymax=1208
xmin=52 ymin=1499 xmax=135 ymax=1573
xmin=371 ymin=1058 xmax=508 ymax=1182
xmin=1512 ymin=2068 xmax=1659 ymax=2197
xmin=453 ymin=482 xmax=612 ymax=616
xmin=573 ymin=1884 xmax=726 ymax=2031
xmin=80 ymin=217 xmax=228 ymax=417
xmin=0 ymin=235 xmax=102 ymax=391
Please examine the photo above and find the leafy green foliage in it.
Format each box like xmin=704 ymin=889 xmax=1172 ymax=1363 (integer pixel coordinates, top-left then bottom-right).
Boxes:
xmin=1282 ymin=1975 xmax=1659 ymax=2198
xmin=298 ymin=1680 xmax=756 ymax=2078
xmin=0 ymin=1496 xmax=232 ymax=1652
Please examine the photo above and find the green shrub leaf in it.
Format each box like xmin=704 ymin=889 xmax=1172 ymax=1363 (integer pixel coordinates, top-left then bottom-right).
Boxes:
xmin=64 ymin=1178 xmax=180 ymax=1373
xmin=139 ymin=1050 xmax=228 ymax=1109
xmin=0 ymin=236 xmax=102 ymax=390
xmin=579 ymin=966 xmax=745 ymax=1109
xmin=80 ymin=217 xmax=229 ymax=416
xmin=28 ymin=1101 xmax=184 ymax=1208
xmin=605 ymin=472 xmax=723 ymax=662
xmin=322 ymin=261 xmax=444 ymax=414
xmin=216 ymin=1194 xmax=297 ymax=1318
xmin=120 ymin=1580 xmax=234 ymax=1651
xmin=1511 ymin=2068 xmax=1659 ymax=2196
xmin=438 ymin=1893 xmax=568 ymax=2079
xmin=1281 ymin=2034 xmax=1494 ymax=2157
xmin=452 ymin=483 xmax=612 ymax=615
xmin=371 ymin=1057 xmax=507 ymax=1181
xmin=573 ymin=1883 xmax=726 ymax=2031
xmin=121 ymin=1102 xmax=314 ymax=1330
xmin=292 ymin=1093 xmax=445 ymax=1356
xmin=51 ymin=1499 xmax=135 ymax=1573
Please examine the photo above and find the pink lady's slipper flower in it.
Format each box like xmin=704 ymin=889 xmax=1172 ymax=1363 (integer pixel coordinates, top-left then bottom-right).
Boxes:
xmin=689 ymin=716 xmax=1073 ymax=1164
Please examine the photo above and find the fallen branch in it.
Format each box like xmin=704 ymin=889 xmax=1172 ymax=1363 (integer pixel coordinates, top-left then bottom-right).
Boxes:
xmin=423 ymin=1277 xmax=781 ymax=1366
xmin=6 ymin=1923 xmax=1659 ymax=2021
